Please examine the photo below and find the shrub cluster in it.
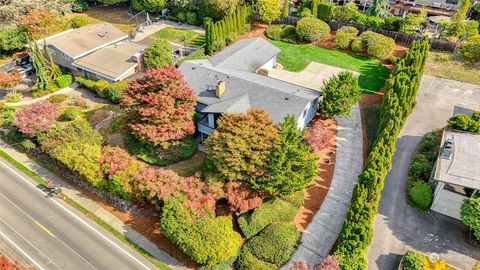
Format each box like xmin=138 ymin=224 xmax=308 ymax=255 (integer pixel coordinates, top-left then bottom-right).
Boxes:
xmin=406 ymin=130 xmax=441 ymax=211
xmin=76 ymin=77 xmax=128 ymax=104
xmin=205 ymin=5 xmax=250 ymax=54
xmin=334 ymin=38 xmax=429 ymax=269
xmin=334 ymin=26 xmax=358 ymax=49
xmin=143 ymin=39 xmax=173 ymax=68
xmin=460 ymin=197 xmax=480 ymax=240
xmin=265 ymin=24 xmax=298 ymax=43
xmin=447 ymin=112 xmax=480 ymax=133
xmin=359 ymin=31 xmax=395 ymax=59
xmin=160 ymin=199 xmax=242 ymax=266
xmin=403 ymin=250 xmax=424 ymax=270
xmin=55 ymin=74 xmax=73 ymax=88
xmin=296 ymin=17 xmax=331 ymax=42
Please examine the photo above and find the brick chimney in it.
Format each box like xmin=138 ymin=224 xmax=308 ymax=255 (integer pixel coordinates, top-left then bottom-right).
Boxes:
xmin=216 ymin=80 xmax=225 ymax=98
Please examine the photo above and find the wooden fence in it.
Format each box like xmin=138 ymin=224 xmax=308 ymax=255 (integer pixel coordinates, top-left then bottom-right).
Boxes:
xmin=272 ymin=16 xmax=459 ymax=52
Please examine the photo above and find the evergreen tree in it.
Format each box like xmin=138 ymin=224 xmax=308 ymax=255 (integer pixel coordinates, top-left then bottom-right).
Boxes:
xmin=28 ymin=38 xmax=50 ymax=91
xmin=321 ymin=71 xmax=361 ymax=117
xmin=311 ymin=0 xmax=320 ymax=18
xmin=233 ymin=10 xmax=239 ymax=33
xmin=250 ymin=115 xmax=318 ymax=195
xmin=205 ymin=21 xmax=212 ymax=55
xmin=367 ymin=0 xmax=390 ymax=18
xmin=43 ymin=41 xmax=61 ymax=81
xmin=236 ymin=8 xmax=243 ymax=32
xmin=282 ymin=0 xmax=290 ymax=17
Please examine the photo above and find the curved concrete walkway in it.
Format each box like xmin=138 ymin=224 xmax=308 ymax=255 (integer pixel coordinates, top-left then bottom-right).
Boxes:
xmin=283 ymin=104 xmax=364 ymax=269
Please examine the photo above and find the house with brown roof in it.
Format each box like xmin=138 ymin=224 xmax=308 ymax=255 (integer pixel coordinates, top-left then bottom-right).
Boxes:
xmin=39 ymin=23 xmax=145 ymax=82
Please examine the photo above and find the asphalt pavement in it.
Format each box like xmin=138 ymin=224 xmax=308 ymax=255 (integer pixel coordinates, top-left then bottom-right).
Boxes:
xmin=0 ymin=157 xmax=161 ymax=270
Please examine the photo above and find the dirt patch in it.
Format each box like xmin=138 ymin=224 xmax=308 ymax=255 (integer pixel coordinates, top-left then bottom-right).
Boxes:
xmin=237 ymin=23 xmax=268 ymax=40
xmin=105 ymin=133 xmax=126 ymax=148
xmin=295 ymin=116 xmax=337 ymax=231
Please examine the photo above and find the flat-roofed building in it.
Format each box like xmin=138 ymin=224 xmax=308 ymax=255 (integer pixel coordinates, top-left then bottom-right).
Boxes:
xmin=430 ymin=129 xmax=480 ymax=220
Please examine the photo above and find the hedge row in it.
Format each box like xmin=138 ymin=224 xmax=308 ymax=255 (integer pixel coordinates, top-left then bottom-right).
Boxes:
xmin=334 ymin=37 xmax=430 ymax=270
xmin=205 ymin=5 xmax=250 ymax=55
xmin=334 ymin=27 xmax=395 ymax=59
xmin=76 ymin=77 xmax=128 ymax=104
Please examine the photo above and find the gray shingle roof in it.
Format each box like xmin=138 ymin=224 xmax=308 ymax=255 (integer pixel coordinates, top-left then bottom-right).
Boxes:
xmin=178 ymin=58 xmax=321 ymax=124
xmin=208 ymin=38 xmax=281 ymax=72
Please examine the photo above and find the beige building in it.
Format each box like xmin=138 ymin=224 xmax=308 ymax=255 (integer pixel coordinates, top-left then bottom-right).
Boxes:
xmin=39 ymin=23 xmax=145 ymax=82
xmin=430 ymin=129 xmax=479 ymax=220
xmin=391 ymin=0 xmax=462 ymax=17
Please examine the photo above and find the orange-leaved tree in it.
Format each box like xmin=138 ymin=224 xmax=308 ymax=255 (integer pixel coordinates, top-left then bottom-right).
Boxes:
xmin=121 ymin=65 xmax=196 ymax=145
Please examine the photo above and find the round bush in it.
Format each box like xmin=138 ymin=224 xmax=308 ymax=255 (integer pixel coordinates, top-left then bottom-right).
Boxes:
xmin=60 ymin=107 xmax=82 ymax=121
xmin=48 ymin=94 xmax=68 ymax=104
xmin=266 ymin=25 xmax=284 ymax=40
xmin=334 ymin=26 xmax=358 ymax=49
xmin=403 ymin=250 xmax=424 ymax=270
xmin=351 ymin=37 xmax=363 ymax=52
xmin=69 ymin=16 xmax=88 ymax=28
xmin=235 ymin=248 xmax=277 ymax=270
xmin=266 ymin=24 xmax=298 ymax=43
xmin=296 ymin=17 xmax=330 ymax=42
xmin=55 ymin=74 xmax=73 ymax=88
xmin=245 ymin=222 xmax=300 ymax=265
xmin=459 ymin=35 xmax=480 ymax=61
xmin=143 ymin=39 xmax=173 ymax=68
xmin=95 ymin=80 xmax=110 ymax=98
xmin=409 ymin=182 xmax=433 ymax=211
xmin=104 ymin=81 xmax=128 ymax=103
xmin=360 ymin=31 xmax=395 ymax=59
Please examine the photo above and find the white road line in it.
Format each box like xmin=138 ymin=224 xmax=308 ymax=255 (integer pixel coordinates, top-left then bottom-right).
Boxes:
xmin=0 ymin=220 xmax=48 ymax=270
xmin=0 ymin=193 xmax=98 ymax=270
xmin=0 ymin=159 xmax=153 ymax=270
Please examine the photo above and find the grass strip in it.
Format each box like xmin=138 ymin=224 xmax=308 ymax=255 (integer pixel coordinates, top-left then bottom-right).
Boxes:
xmin=0 ymin=148 xmax=171 ymax=270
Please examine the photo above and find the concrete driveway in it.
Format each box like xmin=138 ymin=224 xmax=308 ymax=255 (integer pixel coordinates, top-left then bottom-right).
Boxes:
xmin=367 ymin=75 xmax=480 ymax=270
xmin=269 ymin=62 xmax=359 ymax=91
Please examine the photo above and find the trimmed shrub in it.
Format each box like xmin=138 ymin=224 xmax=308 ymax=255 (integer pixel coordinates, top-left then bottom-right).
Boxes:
xmin=55 ymin=74 xmax=73 ymax=88
xmin=333 ymin=3 xmax=359 ymax=22
xmin=353 ymin=13 xmax=383 ymax=29
xmin=160 ymin=199 xmax=242 ymax=266
xmin=95 ymin=80 xmax=110 ymax=98
xmin=177 ymin=12 xmax=186 ymax=22
xmin=266 ymin=24 xmax=298 ymax=43
xmin=60 ymin=107 xmax=82 ymax=121
xmin=403 ymin=250 xmax=424 ymax=270
xmin=48 ymin=94 xmax=68 ymax=104
xmin=351 ymin=37 xmax=363 ymax=52
xmin=69 ymin=16 xmax=88 ymax=28
xmin=238 ymin=198 xmax=298 ymax=238
xmin=76 ymin=77 xmax=96 ymax=91
xmin=460 ymin=197 xmax=480 ymax=240
xmin=266 ymin=24 xmax=285 ymax=40
xmin=299 ymin=8 xmax=314 ymax=18
xmin=104 ymin=80 xmax=128 ymax=103
xmin=143 ymin=39 xmax=173 ymax=68
xmin=235 ymin=248 xmax=277 ymax=270
xmin=296 ymin=17 xmax=330 ymax=42
xmin=360 ymin=31 xmax=395 ymax=59
xmin=334 ymin=26 xmax=358 ymax=49
xmin=318 ymin=2 xmax=335 ymax=22
xmin=186 ymin=12 xmax=197 ymax=25
xmin=321 ymin=71 xmax=360 ymax=117
xmin=225 ymin=182 xmax=263 ymax=214
xmin=459 ymin=35 xmax=480 ymax=61
xmin=409 ymin=182 xmax=433 ymax=211
xmin=245 ymin=222 xmax=300 ymax=265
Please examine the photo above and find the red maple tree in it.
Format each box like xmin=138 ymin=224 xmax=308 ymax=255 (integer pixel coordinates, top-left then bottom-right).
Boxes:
xmin=225 ymin=182 xmax=263 ymax=214
xmin=13 ymin=100 xmax=59 ymax=137
xmin=121 ymin=65 xmax=196 ymax=145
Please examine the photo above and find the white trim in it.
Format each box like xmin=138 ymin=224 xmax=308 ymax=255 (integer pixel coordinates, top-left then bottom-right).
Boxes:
xmin=114 ymin=64 xmax=139 ymax=81
xmin=72 ymin=35 xmax=129 ymax=60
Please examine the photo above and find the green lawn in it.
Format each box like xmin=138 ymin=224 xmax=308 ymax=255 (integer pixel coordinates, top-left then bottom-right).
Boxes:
xmin=270 ymin=40 xmax=391 ymax=93
xmin=154 ymin=27 xmax=205 ymax=48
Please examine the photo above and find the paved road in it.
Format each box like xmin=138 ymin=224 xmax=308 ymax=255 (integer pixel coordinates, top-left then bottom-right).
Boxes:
xmin=0 ymin=158 xmax=160 ymax=270
xmin=367 ymin=75 xmax=480 ymax=270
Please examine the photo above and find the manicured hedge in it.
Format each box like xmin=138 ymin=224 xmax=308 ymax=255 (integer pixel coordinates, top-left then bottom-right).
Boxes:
xmin=360 ymin=31 xmax=395 ymax=59
xmin=205 ymin=5 xmax=250 ymax=54
xmin=318 ymin=2 xmax=335 ymax=22
xmin=55 ymin=74 xmax=73 ymax=88
xmin=334 ymin=38 xmax=430 ymax=270
xmin=296 ymin=17 xmax=331 ymax=42
xmin=265 ymin=24 xmax=298 ymax=44
xmin=160 ymin=199 xmax=242 ymax=266
xmin=334 ymin=26 xmax=359 ymax=49
xmin=238 ymin=198 xmax=298 ymax=238
xmin=76 ymin=77 xmax=128 ymax=104
xmin=244 ymin=222 xmax=300 ymax=266
xmin=409 ymin=182 xmax=433 ymax=211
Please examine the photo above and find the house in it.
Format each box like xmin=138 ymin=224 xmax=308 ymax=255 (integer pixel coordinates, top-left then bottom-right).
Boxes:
xmin=39 ymin=23 xmax=145 ymax=82
xmin=390 ymin=0 xmax=465 ymax=17
xmin=430 ymin=129 xmax=479 ymax=220
xmin=178 ymin=38 xmax=321 ymax=144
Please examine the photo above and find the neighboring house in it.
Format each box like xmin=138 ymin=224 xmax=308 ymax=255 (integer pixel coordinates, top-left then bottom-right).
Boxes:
xmin=390 ymin=0 xmax=464 ymax=17
xmin=178 ymin=38 xmax=321 ymax=144
xmin=430 ymin=129 xmax=479 ymax=220
xmin=39 ymin=23 xmax=145 ymax=82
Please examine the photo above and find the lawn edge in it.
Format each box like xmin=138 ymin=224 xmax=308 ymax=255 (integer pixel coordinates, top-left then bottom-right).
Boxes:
xmin=0 ymin=148 xmax=171 ymax=270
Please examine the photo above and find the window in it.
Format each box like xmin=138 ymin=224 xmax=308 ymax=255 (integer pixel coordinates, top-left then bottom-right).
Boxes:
xmin=50 ymin=48 xmax=56 ymax=55
xmin=301 ymin=108 xmax=307 ymax=119
xmin=446 ymin=0 xmax=459 ymax=4
xmin=61 ymin=52 xmax=68 ymax=60
xmin=443 ymin=183 xmax=474 ymax=197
